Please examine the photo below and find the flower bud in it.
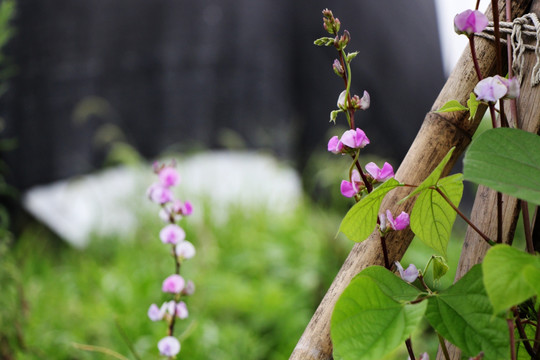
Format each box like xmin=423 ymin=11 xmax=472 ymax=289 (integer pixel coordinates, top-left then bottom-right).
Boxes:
xmin=333 ymin=59 xmax=344 ymax=78
xmin=395 ymin=261 xmax=419 ymax=283
xmin=182 ymin=280 xmax=196 ymax=296
xmin=176 ymin=240 xmax=196 ymax=259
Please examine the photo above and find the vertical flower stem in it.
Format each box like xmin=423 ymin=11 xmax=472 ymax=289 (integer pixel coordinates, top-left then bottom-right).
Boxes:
xmin=469 ymin=36 xmax=483 ymax=81
xmin=491 ymin=0 xmax=503 ymax=76
xmin=506 ymin=0 xmax=519 ymax=127
xmin=521 ymin=201 xmax=535 ymax=254
xmin=354 ymin=159 xmax=372 ymax=193
xmin=438 ymin=333 xmax=451 ymax=360
xmin=507 ymin=316 xmax=517 ymax=360
xmin=405 ymin=338 xmax=416 ymax=360
xmin=379 ymin=234 xmax=390 ymax=269
xmin=339 ymin=50 xmax=355 ymax=129
xmin=475 ymin=0 xmax=481 ymax=10
xmin=534 ymin=305 xmax=540 ymax=354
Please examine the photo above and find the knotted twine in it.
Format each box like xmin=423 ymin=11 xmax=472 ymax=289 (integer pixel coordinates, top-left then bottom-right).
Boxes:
xmin=476 ymin=13 xmax=540 ymax=86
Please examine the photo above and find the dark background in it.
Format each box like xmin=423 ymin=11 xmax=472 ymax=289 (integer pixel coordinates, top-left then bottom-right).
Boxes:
xmin=1 ymin=0 xmax=445 ymax=191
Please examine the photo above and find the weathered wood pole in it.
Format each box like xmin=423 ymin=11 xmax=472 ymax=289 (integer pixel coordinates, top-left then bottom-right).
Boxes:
xmin=436 ymin=1 xmax=540 ymax=358
xmin=290 ymin=1 xmax=532 ymax=359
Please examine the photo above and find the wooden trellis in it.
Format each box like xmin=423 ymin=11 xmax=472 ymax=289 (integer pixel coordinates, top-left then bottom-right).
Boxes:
xmin=289 ymin=0 xmax=539 ymax=359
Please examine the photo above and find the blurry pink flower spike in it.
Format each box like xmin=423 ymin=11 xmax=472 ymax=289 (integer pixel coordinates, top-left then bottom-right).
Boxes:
xmin=328 ymin=135 xmax=344 ymax=154
xmin=395 ymin=261 xmax=419 ymax=283
xmin=365 ymin=162 xmax=394 ymax=182
xmin=162 ymin=274 xmax=185 ymax=294
xmin=159 ymin=224 xmax=186 ymax=245
xmin=340 ymin=170 xmax=363 ymax=198
xmin=454 ymin=9 xmax=488 ymax=36
xmin=147 ymin=183 xmax=173 ymax=204
xmin=158 ymin=336 xmax=181 ymax=357
xmin=386 ymin=209 xmax=409 ymax=231
xmin=159 ymin=166 xmax=181 ymax=188
xmin=340 ymin=128 xmax=370 ymax=149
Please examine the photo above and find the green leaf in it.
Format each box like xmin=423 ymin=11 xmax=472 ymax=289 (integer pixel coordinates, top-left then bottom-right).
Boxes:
xmin=331 ymin=275 xmax=427 ymax=360
xmin=410 ymin=174 xmax=463 ymax=258
xmin=482 ymin=244 xmax=540 ymax=314
xmin=434 ymin=100 xmax=468 ymax=113
xmin=356 ymin=266 xmax=422 ymax=302
xmin=425 ymin=265 xmax=509 ymax=359
xmin=314 ymin=37 xmax=336 ymax=46
xmin=339 ymin=178 xmax=400 ymax=242
xmin=401 ymin=147 xmax=455 ymax=202
xmin=432 ymin=255 xmax=449 ymax=281
xmin=463 ymin=128 xmax=540 ymax=205
xmin=467 ymin=92 xmax=480 ymax=120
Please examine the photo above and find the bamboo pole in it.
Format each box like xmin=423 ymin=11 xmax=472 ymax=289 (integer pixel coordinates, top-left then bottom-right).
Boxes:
xmin=290 ymin=1 xmax=532 ymax=359
xmin=437 ymin=1 xmax=540 ymax=358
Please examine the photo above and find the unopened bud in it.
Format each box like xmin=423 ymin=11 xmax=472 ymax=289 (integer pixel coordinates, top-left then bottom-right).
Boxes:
xmin=332 ymin=59 xmax=344 ymax=77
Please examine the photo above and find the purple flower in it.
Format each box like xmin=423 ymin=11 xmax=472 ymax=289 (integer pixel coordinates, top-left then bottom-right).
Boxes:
xmin=497 ymin=76 xmax=520 ymax=99
xmin=182 ymin=280 xmax=196 ymax=296
xmin=158 ymin=336 xmax=181 ymax=357
xmin=147 ymin=303 xmax=164 ymax=321
xmin=365 ymin=162 xmax=394 ymax=182
xmin=337 ymin=90 xmax=347 ymax=108
xmin=159 ymin=166 xmax=181 ymax=188
xmin=419 ymin=353 xmax=430 ymax=360
xmin=395 ymin=261 xmax=419 ymax=283
xmin=176 ymin=301 xmax=189 ymax=319
xmin=340 ymin=128 xmax=370 ymax=149
xmin=181 ymin=201 xmax=193 ymax=216
xmin=176 ymin=241 xmax=196 ymax=259
xmin=474 ymin=76 xmax=509 ymax=103
xmin=159 ymin=224 xmax=186 ymax=245
xmin=340 ymin=169 xmax=363 ymax=198
xmin=328 ymin=135 xmax=344 ymax=154
xmin=147 ymin=183 xmax=173 ymax=204
xmin=454 ymin=10 xmax=488 ymax=36
xmin=386 ymin=210 xmax=410 ymax=231
xmin=162 ymin=274 xmax=185 ymax=294
xmin=352 ymin=90 xmax=370 ymax=110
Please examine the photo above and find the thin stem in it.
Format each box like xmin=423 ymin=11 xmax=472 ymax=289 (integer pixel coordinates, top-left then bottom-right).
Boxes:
xmin=469 ymin=36 xmax=483 ymax=81
xmin=405 ymin=338 xmax=416 ymax=360
xmin=339 ymin=50 xmax=355 ymax=129
xmin=522 ymin=201 xmax=535 ymax=254
xmin=497 ymin=191 xmax=503 ymax=243
xmin=491 ymin=0 xmax=503 ymax=76
xmin=475 ymin=0 xmax=481 ymax=10
xmin=379 ymin=234 xmax=390 ymax=269
xmin=507 ymin=316 xmax=517 ymax=360
xmin=512 ymin=307 xmax=537 ymax=358
xmin=438 ymin=333 xmax=451 ymax=360
xmin=114 ymin=319 xmax=143 ymax=360
xmin=534 ymin=305 xmax=540 ymax=354
xmin=434 ymin=187 xmax=495 ymax=245
xmin=417 ymin=274 xmax=431 ymax=293
xmin=354 ymin=158 xmax=373 ymax=193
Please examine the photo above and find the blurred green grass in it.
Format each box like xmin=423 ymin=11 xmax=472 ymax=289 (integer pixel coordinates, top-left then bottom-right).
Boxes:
xmin=2 ymin=199 xmax=357 ymax=359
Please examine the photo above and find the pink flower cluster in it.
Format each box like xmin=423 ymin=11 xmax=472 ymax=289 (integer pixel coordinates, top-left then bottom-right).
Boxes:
xmin=146 ymin=163 xmax=196 ymax=358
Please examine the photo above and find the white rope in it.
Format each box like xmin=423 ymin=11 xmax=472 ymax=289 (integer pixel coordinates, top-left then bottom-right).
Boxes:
xmin=476 ymin=13 xmax=540 ymax=86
